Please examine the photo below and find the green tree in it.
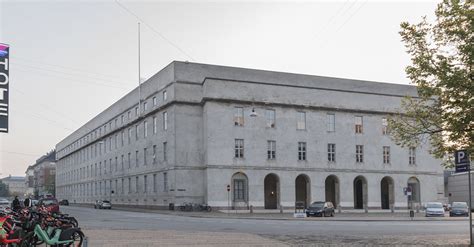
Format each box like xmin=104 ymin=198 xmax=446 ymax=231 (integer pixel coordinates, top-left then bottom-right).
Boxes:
xmin=390 ymin=0 xmax=473 ymax=165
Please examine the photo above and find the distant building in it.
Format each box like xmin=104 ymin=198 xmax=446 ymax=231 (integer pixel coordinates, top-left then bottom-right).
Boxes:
xmin=24 ymin=166 xmax=35 ymax=196
xmin=30 ymin=150 xmax=56 ymax=197
xmin=1 ymin=175 xmax=26 ymax=196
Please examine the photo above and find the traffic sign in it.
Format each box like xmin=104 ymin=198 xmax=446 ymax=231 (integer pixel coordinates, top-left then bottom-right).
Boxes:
xmin=455 ymin=150 xmax=470 ymax=164
xmin=456 ymin=163 xmax=470 ymax=173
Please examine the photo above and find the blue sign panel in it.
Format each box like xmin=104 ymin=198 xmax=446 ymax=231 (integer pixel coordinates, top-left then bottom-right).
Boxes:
xmin=455 ymin=163 xmax=470 ymax=173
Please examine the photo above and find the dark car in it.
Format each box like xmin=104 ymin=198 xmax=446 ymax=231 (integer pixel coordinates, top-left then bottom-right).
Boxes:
xmin=306 ymin=201 xmax=335 ymax=217
xmin=59 ymin=199 xmax=69 ymax=206
xmin=94 ymin=200 xmax=112 ymax=209
xmin=38 ymin=198 xmax=60 ymax=213
xmin=450 ymin=202 xmax=469 ymax=217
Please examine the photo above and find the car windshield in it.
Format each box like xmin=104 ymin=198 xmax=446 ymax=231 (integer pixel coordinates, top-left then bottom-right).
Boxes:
xmin=452 ymin=202 xmax=468 ymax=208
xmin=103 ymin=200 xmax=110 ymax=203
xmin=310 ymin=202 xmax=324 ymax=208
xmin=427 ymin=203 xmax=442 ymax=208
xmin=42 ymin=199 xmax=57 ymax=205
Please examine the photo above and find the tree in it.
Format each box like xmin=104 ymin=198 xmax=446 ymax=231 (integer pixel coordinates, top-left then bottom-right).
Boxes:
xmin=389 ymin=0 xmax=473 ymax=166
xmin=0 ymin=181 xmax=10 ymax=197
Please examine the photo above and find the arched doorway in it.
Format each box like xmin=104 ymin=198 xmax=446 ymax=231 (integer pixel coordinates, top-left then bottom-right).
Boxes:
xmin=231 ymin=172 xmax=248 ymax=209
xmin=353 ymin=176 xmax=368 ymax=209
xmin=325 ymin=175 xmax=340 ymax=207
xmin=381 ymin=176 xmax=394 ymax=209
xmin=264 ymin=173 xmax=280 ymax=209
xmin=407 ymin=177 xmax=421 ymax=205
xmin=295 ymin=174 xmax=311 ymax=208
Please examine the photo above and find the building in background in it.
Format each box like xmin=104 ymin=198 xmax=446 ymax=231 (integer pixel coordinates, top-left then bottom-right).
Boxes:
xmin=30 ymin=150 xmax=56 ymax=197
xmin=0 ymin=175 xmax=26 ymax=196
xmin=24 ymin=166 xmax=35 ymax=196
xmin=55 ymin=61 xmax=444 ymax=210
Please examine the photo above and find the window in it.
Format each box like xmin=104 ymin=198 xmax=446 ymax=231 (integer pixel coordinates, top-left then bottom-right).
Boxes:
xmin=121 ymin=115 xmax=124 ymax=125
xmin=115 ymin=157 xmax=118 ymax=171
xmin=143 ymin=101 xmax=148 ymax=111
xmin=144 ymin=175 xmax=147 ymax=193
xmin=153 ymin=116 xmax=157 ymax=134
xmin=128 ymin=111 xmax=131 ymax=120
xmin=114 ymin=119 xmax=118 ymax=129
xmin=163 ymin=172 xmax=168 ymax=192
xmin=144 ymin=121 xmax=148 ymax=137
xmin=382 ymin=117 xmax=388 ymax=135
xmin=356 ymin=145 xmax=364 ymax=163
xmin=355 ymin=116 xmax=363 ymax=134
xmin=234 ymin=139 xmax=244 ymax=158
xmin=128 ymin=177 xmax=131 ymax=194
xmin=383 ymin=146 xmax=390 ymax=164
xmin=135 ymin=176 xmax=139 ymax=193
xmin=144 ymin=148 xmax=147 ymax=166
xmin=265 ymin=109 xmax=275 ymax=128
xmin=163 ymin=112 xmax=168 ymax=130
xmin=128 ymin=152 xmax=131 ymax=168
xmin=135 ymin=106 xmax=139 ymax=116
xmin=153 ymin=174 xmax=157 ymax=193
xmin=163 ymin=90 xmax=167 ymax=101
xmin=135 ymin=150 xmax=139 ymax=167
xmin=121 ymin=178 xmax=124 ymax=195
xmin=121 ymin=155 xmax=124 ymax=170
xmin=297 ymin=112 xmax=306 ymax=130
xmin=135 ymin=125 xmax=139 ymax=140
xmin=298 ymin=142 xmax=306 ymax=161
xmin=233 ymin=180 xmax=245 ymax=201
xmin=163 ymin=142 xmax=167 ymax=161
xmin=153 ymin=97 xmax=157 ymax=106
xmin=121 ymin=131 xmax=125 ymax=146
xmin=328 ymin=143 xmax=336 ymax=162
xmin=128 ymin=128 xmax=132 ymax=144
xmin=327 ymin=114 xmax=335 ymax=132
xmin=267 ymin=140 xmax=276 ymax=160
xmin=153 ymin=145 xmax=157 ymax=164
xmin=409 ymin=147 xmax=416 ymax=165
xmin=104 ymin=160 xmax=107 ymax=174
xmin=234 ymin=107 xmax=244 ymax=126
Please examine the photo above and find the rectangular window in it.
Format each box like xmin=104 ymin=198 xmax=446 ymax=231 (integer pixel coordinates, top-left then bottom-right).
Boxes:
xmin=297 ymin=112 xmax=306 ymax=130
xmin=328 ymin=143 xmax=336 ymax=162
xmin=135 ymin=106 xmax=139 ymax=116
xmin=265 ymin=109 xmax=275 ymax=128
xmin=144 ymin=148 xmax=147 ymax=166
xmin=409 ymin=147 xmax=416 ymax=165
xmin=298 ymin=142 xmax=306 ymax=161
xmin=163 ymin=112 xmax=168 ymax=130
xmin=121 ymin=155 xmax=124 ymax=170
xmin=128 ymin=153 xmax=131 ymax=168
xmin=327 ymin=114 xmax=335 ymax=132
xmin=153 ymin=97 xmax=157 ymax=106
xmin=104 ymin=160 xmax=107 ymax=174
xmin=115 ymin=157 xmax=118 ymax=171
xmin=234 ymin=139 xmax=244 ymax=158
xmin=163 ymin=172 xmax=168 ymax=192
xmin=121 ymin=131 xmax=125 ymax=146
xmin=128 ymin=111 xmax=131 ymax=120
xmin=153 ymin=145 xmax=157 ymax=164
xmin=143 ymin=101 xmax=148 ymax=111
xmin=355 ymin=116 xmax=363 ymax=134
xmin=135 ymin=176 xmax=139 ymax=193
xmin=128 ymin=128 xmax=132 ymax=144
xmin=135 ymin=150 xmax=139 ymax=167
xmin=114 ymin=119 xmax=118 ymax=129
xmin=121 ymin=115 xmax=124 ymax=125
xmin=233 ymin=179 xmax=245 ymax=201
xmin=383 ymin=146 xmax=390 ymax=164
xmin=153 ymin=174 xmax=157 ymax=193
xmin=153 ymin=116 xmax=157 ymax=134
xmin=163 ymin=90 xmax=167 ymax=101
xmin=128 ymin=177 xmax=131 ymax=194
xmin=267 ymin=140 xmax=276 ymax=160
xmin=135 ymin=125 xmax=139 ymax=140
xmin=234 ymin=107 xmax=244 ymax=126
xmin=144 ymin=175 xmax=147 ymax=193
xmin=144 ymin=121 xmax=148 ymax=137
xmin=121 ymin=178 xmax=124 ymax=195
xmin=163 ymin=142 xmax=167 ymax=161
xmin=356 ymin=145 xmax=364 ymax=163
xmin=382 ymin=117 xmax=388 ymax=135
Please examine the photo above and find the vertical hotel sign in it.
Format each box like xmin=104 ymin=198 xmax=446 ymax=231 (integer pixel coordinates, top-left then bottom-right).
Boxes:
xmin=0 ymin=43 xmax=9 ymax=133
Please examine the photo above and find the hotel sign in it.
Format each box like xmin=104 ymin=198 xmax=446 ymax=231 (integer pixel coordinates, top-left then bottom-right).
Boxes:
xmin=0 ymin=43 xmax=9 ymax=133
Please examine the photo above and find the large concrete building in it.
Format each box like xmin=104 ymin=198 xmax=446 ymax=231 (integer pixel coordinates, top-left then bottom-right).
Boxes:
xmin=1 ymin=175 xmax=26 ymax=196
xmin=29 ymin=150 xmax=56 ymax=197
xmin=55 ymin=62 xmax=444 ymax=210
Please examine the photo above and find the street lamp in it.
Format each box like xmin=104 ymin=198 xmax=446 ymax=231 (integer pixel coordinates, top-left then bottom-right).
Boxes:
xmin=249 ymin=108 xmax=258 ymax=117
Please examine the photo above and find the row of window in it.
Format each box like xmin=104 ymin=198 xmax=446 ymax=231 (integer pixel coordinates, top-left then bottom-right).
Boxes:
xmin=234 ymin=107 xmax=389 ymax=134
xmin=59 ymin=90 xmax=168 ymax=158
xmin=58 ymin=172 xmax=169 ymax=198
xmin=58 ymin=142 xmax=168 ymax=184
xmin=235 ymin=139 xmax=417 ymax=165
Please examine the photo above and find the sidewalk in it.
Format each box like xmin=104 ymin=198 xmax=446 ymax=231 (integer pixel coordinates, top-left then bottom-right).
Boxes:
xmin=83 ymin=204 xmax=468 ymax=222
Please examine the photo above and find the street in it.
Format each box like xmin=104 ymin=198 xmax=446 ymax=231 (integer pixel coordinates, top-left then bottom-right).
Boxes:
xmin=62 ymin=206 xmax=471 ymax=246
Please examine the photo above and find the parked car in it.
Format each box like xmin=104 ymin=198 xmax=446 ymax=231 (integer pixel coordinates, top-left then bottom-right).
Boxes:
xmin=59 ymin=199 xmax=69 ymax=206
xmin=450 ymin=202 xmax=469 ymax=217
xmin=94 ymin=200 xmax=112 ymax=209
xmin=38 ymin=198 xmax=60 ymax=213
xmin=425 ymin=202 xmax=445 ymax=217
xmin=0 ymin=198 xmax=9 ymax=210
xmin=305 ymin=201 xmax=335 ymax=217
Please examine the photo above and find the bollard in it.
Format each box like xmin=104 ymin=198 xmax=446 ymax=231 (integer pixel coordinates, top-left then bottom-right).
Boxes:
xmin=280 ymin=204 xmax=283 ymax=214
xmin=250 ymin=205 xmax=253 ymax=214
xmin=364 ymin=205 xmax=368 ymax=213
xmin=390 ymin=204 xmax=394 ymax=213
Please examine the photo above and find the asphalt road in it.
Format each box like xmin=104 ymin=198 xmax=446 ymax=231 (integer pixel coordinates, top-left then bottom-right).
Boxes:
xmin=62 ymin=206 xmax=471 ymax=246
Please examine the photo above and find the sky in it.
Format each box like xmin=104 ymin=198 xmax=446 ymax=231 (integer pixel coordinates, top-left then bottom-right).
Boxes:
xmin=0 ymin=0 xmax=439 ymax=177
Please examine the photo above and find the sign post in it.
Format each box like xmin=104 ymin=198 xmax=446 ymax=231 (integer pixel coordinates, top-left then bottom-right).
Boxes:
xmin=455 ymin=150 xmax=471 ymax=246
xmin=227 ymin=184 xmax=230 ymax=215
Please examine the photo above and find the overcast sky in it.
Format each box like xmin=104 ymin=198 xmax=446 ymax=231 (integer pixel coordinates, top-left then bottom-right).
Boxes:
xmin=0 ymin=0 xmax=438 ymax=176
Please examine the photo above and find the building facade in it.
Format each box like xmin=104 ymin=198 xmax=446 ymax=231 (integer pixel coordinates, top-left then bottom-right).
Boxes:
xmin=24 ymin=166 xmax=35 ymax=196
xmin=1 ymin=175 xmax=26 ymax=196
xmin=55 ymin=62 xmax=444 ymax=209
xmin=29 ymin=150 xmax=56 ymax=197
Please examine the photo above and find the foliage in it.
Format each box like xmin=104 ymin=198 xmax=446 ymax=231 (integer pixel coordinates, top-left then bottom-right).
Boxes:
xmin=389 ymin=0 xmax=473 ymax=166
xmin=0 ymin=181 xmax=10 ymax=197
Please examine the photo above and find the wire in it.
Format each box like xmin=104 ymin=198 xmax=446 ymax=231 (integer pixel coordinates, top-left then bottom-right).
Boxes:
xmin=114 ymin=0 xmax=196 ymax=61
xmin=313 ymin=0 xmax=351 ymax=41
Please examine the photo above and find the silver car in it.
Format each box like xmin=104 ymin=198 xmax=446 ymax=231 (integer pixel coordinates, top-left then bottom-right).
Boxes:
xmin=94 ymin=200 xmax=112 ymax=209
xmin=425 ymin=202 xmax=445 ymax=217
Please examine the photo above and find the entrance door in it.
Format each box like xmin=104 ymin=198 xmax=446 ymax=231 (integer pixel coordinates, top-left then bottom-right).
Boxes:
xmin=264 ymin=174 xmax=279 ymax=209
